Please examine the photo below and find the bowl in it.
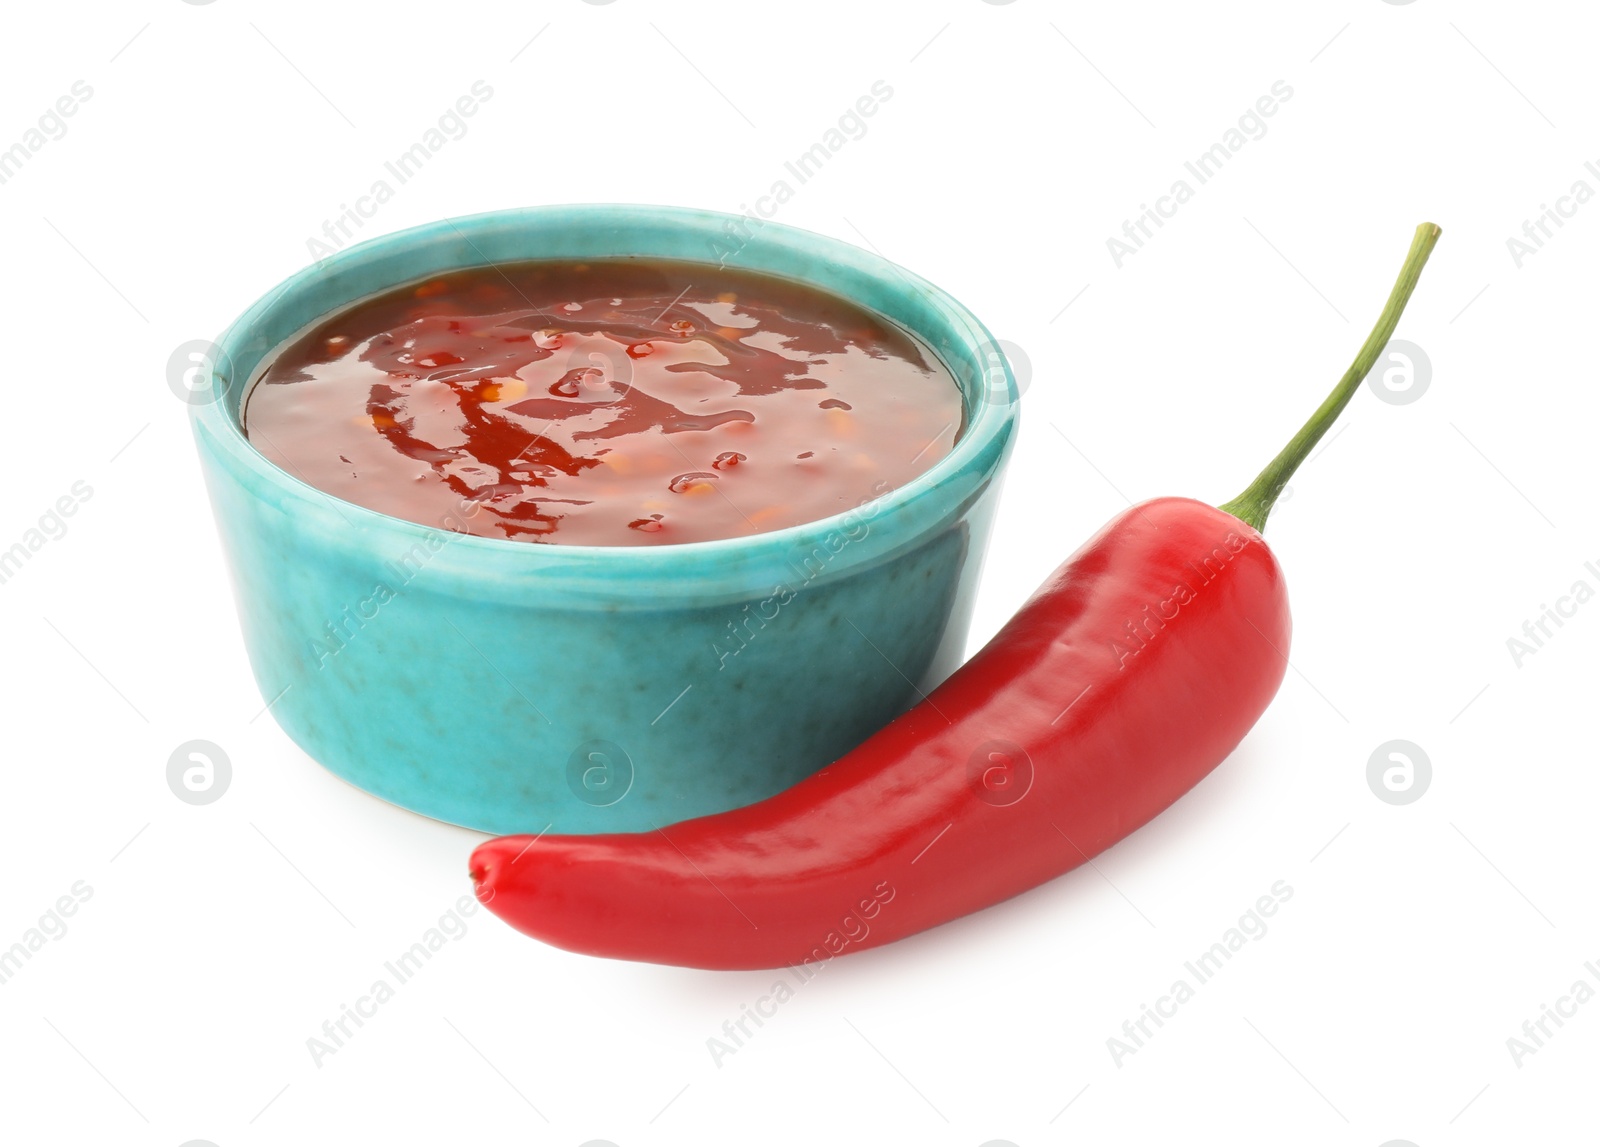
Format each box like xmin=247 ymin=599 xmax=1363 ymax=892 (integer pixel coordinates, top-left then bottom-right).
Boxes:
xmin=190 ymin=204 xmax=1018 ymax=835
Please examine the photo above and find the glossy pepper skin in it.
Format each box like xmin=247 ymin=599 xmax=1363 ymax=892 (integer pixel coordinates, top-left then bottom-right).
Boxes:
xmin=471 ymin=497 xmax=1289 ymax=970
xmin=470 ymin=221 xmax=1442 ymax=971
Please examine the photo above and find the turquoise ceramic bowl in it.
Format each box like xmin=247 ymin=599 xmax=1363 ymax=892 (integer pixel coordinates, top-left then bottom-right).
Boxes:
xmin=191 ymin=204 xmax=1017 ymax=834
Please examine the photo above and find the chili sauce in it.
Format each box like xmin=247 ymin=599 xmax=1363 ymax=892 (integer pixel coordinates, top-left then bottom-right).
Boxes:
xmin=243 ymin=259 xmax=964 ymax=546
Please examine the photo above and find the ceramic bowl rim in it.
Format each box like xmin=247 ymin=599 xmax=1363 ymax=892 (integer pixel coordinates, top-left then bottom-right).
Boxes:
xmin=193 ymin=203 xmax=1018 ymax=579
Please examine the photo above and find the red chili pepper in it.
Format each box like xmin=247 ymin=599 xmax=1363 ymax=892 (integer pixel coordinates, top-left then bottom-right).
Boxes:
xmin=470 ymin=223 xmax=1442 ymax=970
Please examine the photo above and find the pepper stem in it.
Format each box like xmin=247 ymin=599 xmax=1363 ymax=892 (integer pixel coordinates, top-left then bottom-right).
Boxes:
xmin=1220 ymin=221 xmax=1442 ymax=532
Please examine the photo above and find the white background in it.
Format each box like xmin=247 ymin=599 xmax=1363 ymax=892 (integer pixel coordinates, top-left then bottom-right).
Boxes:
xmin=1 ymin=1 xmax=1594 ymax=1144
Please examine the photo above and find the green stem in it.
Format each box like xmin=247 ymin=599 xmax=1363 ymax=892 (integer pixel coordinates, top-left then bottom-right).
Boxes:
xmin=1220 ymin=221 xmax=1442 ymax=532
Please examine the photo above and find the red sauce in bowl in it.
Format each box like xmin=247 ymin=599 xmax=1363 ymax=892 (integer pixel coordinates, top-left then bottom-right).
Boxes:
xmin=243 ymin=259 xmax=964 ymax=546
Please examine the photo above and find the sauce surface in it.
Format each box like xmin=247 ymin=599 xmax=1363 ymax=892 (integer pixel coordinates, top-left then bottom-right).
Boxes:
xmin=243 ymin=259 xmax=963 ymax=546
